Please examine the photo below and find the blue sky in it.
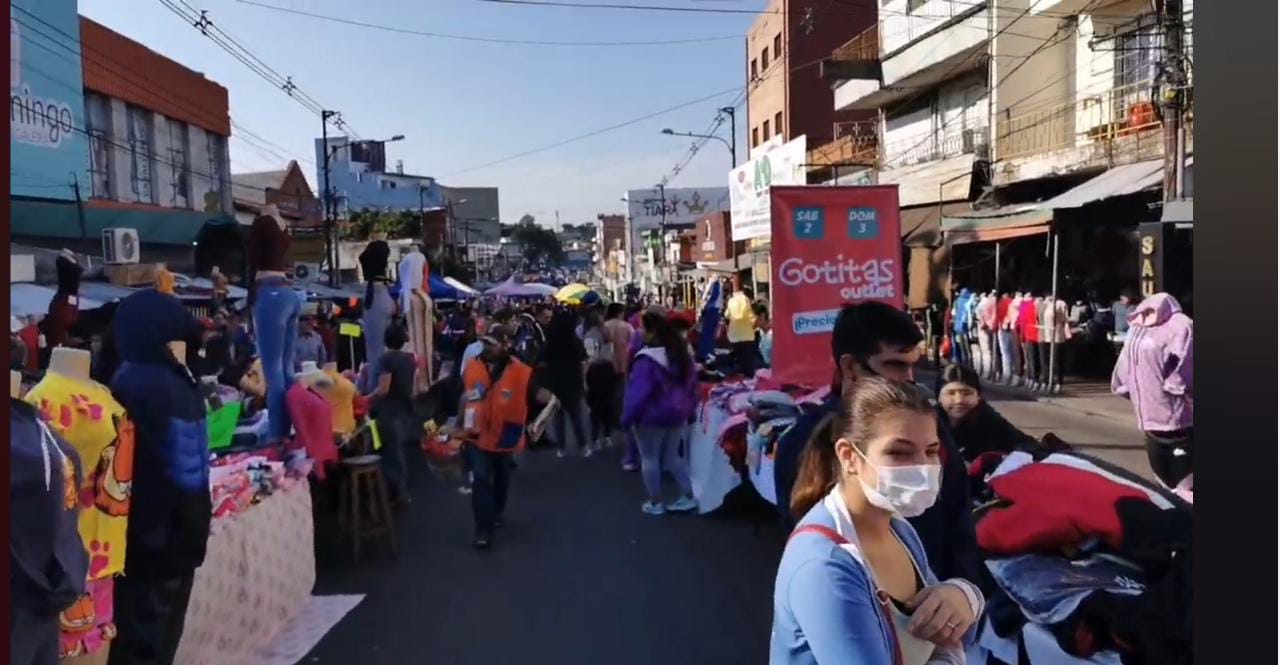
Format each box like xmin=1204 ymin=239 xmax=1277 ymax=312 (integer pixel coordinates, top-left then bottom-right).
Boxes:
xmin=79 ymin=0 xmax=759 ymax=226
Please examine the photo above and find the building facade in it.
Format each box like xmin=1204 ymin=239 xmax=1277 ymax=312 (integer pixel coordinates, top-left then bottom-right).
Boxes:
xmin=314 ymin=136 xmax=446 ymax=218
xmin=440 ymin=186 xmax=501 ymax=245
xmin=746 ymin=0 xmax=876 ymax=158
xmin=11 ymin=2 xmax=238 ymax=273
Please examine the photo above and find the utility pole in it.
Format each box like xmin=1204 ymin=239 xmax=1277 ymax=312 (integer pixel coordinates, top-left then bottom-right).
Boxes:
xmin=1159 ymin=0 xmax=1187 ymax=202
xmin=321 ymin=110 xmax=338 ymax=287
xmin=720 ymin=106 xmax=737 ymax=168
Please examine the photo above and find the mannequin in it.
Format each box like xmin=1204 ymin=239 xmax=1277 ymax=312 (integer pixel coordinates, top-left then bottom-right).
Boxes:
xmin=247 ymin=213 xmax=301 ymax=443
xmin=154 ymin=263 xmax=176 ymax=295
xmin=998 ymin=292 xmax=1021 ymax=386
xmin=319 ymin=362 xmax=358 ymax=436
xmin=1016 ymin=292 xmax=1040 ymax=388
xmin=26 ymin=344 xmax=131 ymax=663
xmin=398 ymin=245 xmax=433 ymax=393
xmin=358 ymin=234 xmax=395 ymax=393
xmin=696 ymin=276 xmax=724 ymax=363
xmin=107 ymin=289 xmax=207 ymax=665
xmin=286 ymin=362 xmax=338 ymax=479
xmin=45 ymin=251 xmax=84 ymax=356
xmin=12 ymin=369 xmax=23 ymax=398
xmin=210 ymin=266 xmax=230 ymax=310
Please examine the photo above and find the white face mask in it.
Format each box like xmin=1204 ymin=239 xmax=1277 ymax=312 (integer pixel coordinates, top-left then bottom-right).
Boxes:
xmin=854 ymin=448 xmax=942 ymax=518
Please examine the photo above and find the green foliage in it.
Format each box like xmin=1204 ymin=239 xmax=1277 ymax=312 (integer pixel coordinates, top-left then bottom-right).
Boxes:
xmin=510 ymin=221 xmax=565 ymax=266
xmin=341 ymin=208 xmax=423 ymax=241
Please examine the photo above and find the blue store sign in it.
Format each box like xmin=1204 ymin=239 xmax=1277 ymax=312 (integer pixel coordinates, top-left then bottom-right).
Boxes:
xmin=10 ymin=0 xmax=90 ymax=201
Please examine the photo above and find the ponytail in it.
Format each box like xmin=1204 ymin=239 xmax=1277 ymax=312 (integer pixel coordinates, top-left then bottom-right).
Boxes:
xmin=789 ymin=412 xmax=841 ymax=519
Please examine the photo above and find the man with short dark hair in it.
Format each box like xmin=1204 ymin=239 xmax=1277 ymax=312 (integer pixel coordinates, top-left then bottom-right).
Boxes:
xmin=772 ymin=302 xmax=982 ymax=585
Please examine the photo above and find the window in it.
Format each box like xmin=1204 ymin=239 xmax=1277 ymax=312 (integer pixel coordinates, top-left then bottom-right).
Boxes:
xmin=167 ymin=119 xmax=189 ymax=208
xmin=775 ymin=112 xmax=783 ymax=140
xmin=206 ymin=132 xmax=225 ymax=206
xmin=774 ymin=34 xmax=782 ymax=59
xmin=1115 ymin=14 xmax=1161 ymax=102
xmin=751 ymin=58 xmax=758 ymax=80
xmin=84 ymin=93 xmax=110 ymax=198
xmin=126 ymin=105 xmax=154 ymax=204
xmin=761 ymin=47 xmax=770 ymax=70
xmin=763 ymin=119 xmax=771 ymax=142
xmin=752 ymin=127 xmax=759 ymax=147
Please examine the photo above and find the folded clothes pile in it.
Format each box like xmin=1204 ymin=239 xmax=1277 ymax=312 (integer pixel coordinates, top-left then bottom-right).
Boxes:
xmin=969 ymin=448 xmax=1192 ymax=665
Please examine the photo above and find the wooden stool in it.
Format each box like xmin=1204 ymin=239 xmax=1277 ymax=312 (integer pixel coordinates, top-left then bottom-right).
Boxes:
xmin=338 ymin=455 xmax=398 ymax=564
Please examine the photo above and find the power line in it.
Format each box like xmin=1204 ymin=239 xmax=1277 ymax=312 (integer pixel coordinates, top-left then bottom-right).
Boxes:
xmin=235 ymin=0 xmax=742 ymax=47
xmin=11 ymin=8 xmax=317 ymax=172
xmin=437 ymin=86 xmax=743 ymax=179
xmin=154 ymin=0 xmax=362 ymax=139
xmin=477 ymin=0 xmax=1149 ymax=21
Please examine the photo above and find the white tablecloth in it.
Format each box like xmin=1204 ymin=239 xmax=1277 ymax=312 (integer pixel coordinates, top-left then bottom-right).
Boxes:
xmin=174 ymin=483 xmax=315 ymax=665
xmin=688 ymin=405 xmax=741 ymax=514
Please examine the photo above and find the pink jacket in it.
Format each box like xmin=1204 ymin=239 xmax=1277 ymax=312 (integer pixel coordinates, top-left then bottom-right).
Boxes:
xmin=285 ymin=383 xmax=339 ymax=479
xmin=977 ymin=294 xmax=999 ymax=331
xmin=1111 ymin=293 xmax=1193 ymax=433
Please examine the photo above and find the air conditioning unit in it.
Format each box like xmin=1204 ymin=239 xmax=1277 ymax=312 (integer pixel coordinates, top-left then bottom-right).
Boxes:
xmin=102 ymin=228 xmax=140 ymax=265
xmin=293 ymin=262 xmax=320 ymax=282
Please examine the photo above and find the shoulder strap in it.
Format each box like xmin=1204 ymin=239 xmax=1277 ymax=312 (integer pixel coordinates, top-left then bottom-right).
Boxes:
xmin=788 ymin=524 xmax=847 ymax=545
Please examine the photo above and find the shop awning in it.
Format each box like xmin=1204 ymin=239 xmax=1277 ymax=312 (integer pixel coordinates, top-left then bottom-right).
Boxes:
xmin=12 ymin=198 xmax=238 ymax=246
xmin=1040 ymin=157 xmax=1193 ymax=210
xmin=901 ymin=202 xmax=973 ymax=248
xmin=941 ymin=204 xmax=1052 ymax=245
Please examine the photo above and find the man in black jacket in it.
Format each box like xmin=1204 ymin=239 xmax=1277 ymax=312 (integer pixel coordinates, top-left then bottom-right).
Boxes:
xmin=772 ymin=302 xmax=983 ymax=585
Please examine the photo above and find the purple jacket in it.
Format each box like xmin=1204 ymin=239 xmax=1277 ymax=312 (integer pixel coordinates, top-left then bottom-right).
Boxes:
xmin=1111 ymin=293 xmax=1192 ymax=432
xmin=622 ymin=347 xmax=699 ymax=428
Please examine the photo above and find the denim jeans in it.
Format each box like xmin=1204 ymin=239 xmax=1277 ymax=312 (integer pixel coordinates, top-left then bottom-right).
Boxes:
xmin=997 ymin=330 xmax=1019 ymax=380
xmin=253 ymin=277 xmax=302 ymax=441
xmin=464 ymin=444 xmax=512 ymax=537
xmin=633 ymin=424 xmax=692 ymax=502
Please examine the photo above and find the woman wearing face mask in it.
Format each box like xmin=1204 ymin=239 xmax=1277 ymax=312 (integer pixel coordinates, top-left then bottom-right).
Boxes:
xmin=936 ymin=364 xmax=1035 ymax=462
xmin=771 ymin=377 xmax=983 ymax=665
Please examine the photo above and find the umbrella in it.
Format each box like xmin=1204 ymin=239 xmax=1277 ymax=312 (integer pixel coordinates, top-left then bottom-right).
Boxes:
xmin=554 ymin=283 xmax=591 ymax=303
xmin=485 ymin=276 xmax=557 ymax=298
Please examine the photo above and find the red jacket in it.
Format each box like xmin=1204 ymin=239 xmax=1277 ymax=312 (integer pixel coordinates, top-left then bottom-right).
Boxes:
xmin=1017 ymin=300 xmax=1040 ymax=343
xmin=996 ymin=296 xmax=1013 ymax=330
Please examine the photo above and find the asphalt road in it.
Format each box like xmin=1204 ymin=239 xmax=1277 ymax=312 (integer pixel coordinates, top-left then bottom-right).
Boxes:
xmin=306 ymin=442 xmax=783 ymax=665
xmin=302 ymin=382 xmax=1152 ymax=665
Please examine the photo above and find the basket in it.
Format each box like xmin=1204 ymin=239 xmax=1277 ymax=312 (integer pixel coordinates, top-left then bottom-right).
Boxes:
xmin=422 ymin=436 xmax=465 ymax=480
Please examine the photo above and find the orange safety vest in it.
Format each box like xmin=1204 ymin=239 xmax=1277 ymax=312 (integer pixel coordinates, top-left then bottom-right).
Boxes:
xmin=461 ymin=356 xmax=533 ymax=453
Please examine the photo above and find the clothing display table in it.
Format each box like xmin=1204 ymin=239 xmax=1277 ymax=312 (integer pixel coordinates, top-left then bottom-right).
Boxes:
xmin=687 ymin=404 xmax=741 ymax=514
xmin=173 ymin=483 xmax=315 ymax=665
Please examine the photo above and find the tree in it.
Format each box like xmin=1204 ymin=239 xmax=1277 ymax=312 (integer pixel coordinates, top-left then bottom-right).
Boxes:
xmin=341 ymin=208 xmax=423 ymax=241
xmin=511 ymin=223 xmax=564 ymax=267
xmin=518 ymin=214 xmax=536 ymax=227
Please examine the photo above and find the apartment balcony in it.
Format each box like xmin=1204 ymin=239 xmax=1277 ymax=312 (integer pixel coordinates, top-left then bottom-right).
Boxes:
xmin=882 ymin=125 xmax=989 ymax=171
xmin=806 ymin=120 xmax=879 ymax=176
xmin=830 ymin=0 xmax=988 ymax=112
xmin=991 ymin=78 xmax=1194 ymax=186
xmin=877 ymin=124 xmax=989 ymax=207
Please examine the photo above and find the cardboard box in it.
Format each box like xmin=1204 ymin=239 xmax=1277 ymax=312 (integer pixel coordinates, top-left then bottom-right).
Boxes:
xmin=104 ymin=262 xmax=161 ymax=287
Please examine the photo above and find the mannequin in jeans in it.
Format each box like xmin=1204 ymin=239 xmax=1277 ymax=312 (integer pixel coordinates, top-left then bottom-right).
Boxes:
xmin=247 ymin=208 xmax=302 ymax=442
xmin=398 ymin=245 xmax=433 ymax=394
xmin=359 ymin=235 xmax=395 ymax=394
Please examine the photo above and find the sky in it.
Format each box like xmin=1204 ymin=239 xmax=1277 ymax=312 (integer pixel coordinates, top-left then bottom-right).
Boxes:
xmin=79 ymin=0 xmax=761 ymax=227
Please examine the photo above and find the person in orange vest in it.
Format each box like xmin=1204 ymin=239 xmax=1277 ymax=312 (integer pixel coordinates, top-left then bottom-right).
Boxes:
xmin=456 ymin=322 xmax=552 ymax=549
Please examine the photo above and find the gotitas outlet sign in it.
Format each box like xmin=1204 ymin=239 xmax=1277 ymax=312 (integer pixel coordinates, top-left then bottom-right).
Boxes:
xmin=10 ymin=0 xmax=90 ymax=200
xmin=769 ymin=185 xmax=904 ymax=387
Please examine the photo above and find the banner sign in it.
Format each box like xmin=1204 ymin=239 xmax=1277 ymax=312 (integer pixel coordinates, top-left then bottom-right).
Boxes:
xmin=769 ymin=186 xmax=903 ymax=387
xmin=10 ymin=0 xmax=91 ymax=200
xmin=625 ymin=187 xmax=729 ymax=231
xmin=729 ymin=135 xmax=807 ymax=241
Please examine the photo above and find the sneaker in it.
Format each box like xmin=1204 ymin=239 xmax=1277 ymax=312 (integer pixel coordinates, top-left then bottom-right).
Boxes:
xmin=556 ymin=449 xmax=566 ymax=459
xmin=622 ymin=462 xmax=639 ymax=473
xmin=641 ymin=501 xmax=666 ymax=516
xmin=458 ymin=485 xmax=473 ymax=496
xmin=583 ymin=446 xmax=595 ymax=459
xmin=666 ymin=496 xmax=698 ymax=513
xmin=473 ymin=533 xmax=492 ymax=549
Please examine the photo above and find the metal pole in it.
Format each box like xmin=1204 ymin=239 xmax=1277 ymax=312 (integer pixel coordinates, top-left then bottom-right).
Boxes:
xmin=722 ymin=106 xmax=737 ymax=168
xmin=994 ymin=242 xmax=1001 ymax=293
xmin=1047 ymin=230 xmax=1061 ymax=393
xmin=321 ymin=111 xmax=338 ymax=287
xmin=1160 ymin=0 xmax=1185 ymax=202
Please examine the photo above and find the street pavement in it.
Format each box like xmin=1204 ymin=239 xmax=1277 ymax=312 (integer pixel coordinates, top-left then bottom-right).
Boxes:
xmin=303 ymin=380 xmax=1150 ymax=664
xmin=306 ymin=442 xmax=783 ymax=664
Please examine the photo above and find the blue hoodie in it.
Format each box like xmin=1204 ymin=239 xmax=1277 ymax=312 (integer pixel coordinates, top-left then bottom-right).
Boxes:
xmin=111 ymin=290 xmax=211 ymax=576
xmin=952 ymin=289 xmax=974 ymax=334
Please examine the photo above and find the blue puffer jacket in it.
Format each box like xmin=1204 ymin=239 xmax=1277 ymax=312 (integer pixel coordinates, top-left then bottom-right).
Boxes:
xmin=621 ymin=347 xmax=699 ymax=428
xmin=111 ymin=290 xmax=211 ymax=576
xmin=952 ymin=288 xmax=974 ymax=334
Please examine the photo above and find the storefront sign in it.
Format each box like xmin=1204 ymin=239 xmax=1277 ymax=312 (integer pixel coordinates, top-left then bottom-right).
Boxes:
xmin=625 ymin=186 xmax=730 ymax=231
xmin=10 ymin=0 xmax=90 ymax=200
xmin=769 ymin=186 xmax=903 ymax=387
xmin=1137 ymin=221 xmax=1166 ymax=298
xmin=729 ymin=135 xmax=808 ymax=242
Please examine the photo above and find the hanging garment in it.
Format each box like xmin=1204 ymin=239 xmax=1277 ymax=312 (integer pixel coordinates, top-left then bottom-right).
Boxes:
xmin=1110 ymin=293 xmax=1192 ymax=434
xmin=23 ymin=372 xmax=133 ymax=580
xmin=406 ymin=290 xmax=434 ymax=393
xmin=284 ymin=383 xmax=339 ymax=480
xmin=11 ymin=399 xmax=88 ymax=665
xmin=319 ymin=368 xmax=358 ymax=435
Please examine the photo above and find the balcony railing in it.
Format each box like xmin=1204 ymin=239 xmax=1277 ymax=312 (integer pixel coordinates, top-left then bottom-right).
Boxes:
xmin=807 ymin=120 xmax=879 ymax=170
xmin=832 ymin=24 xmax=879 ymax=63
xmin=994 ymin=77 xmax=1190 ymax=165
xmin=881 ymin=0 xmax=985 ymax=56
xmin=881 ymin=125 xmax=989 ymax=171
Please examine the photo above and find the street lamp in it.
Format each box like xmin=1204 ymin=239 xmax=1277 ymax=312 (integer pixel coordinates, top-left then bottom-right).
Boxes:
xmin=660 ymin=126 xmax=735 ymax=170
xmin=319 ymin=114 xmax=406 ymax=286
